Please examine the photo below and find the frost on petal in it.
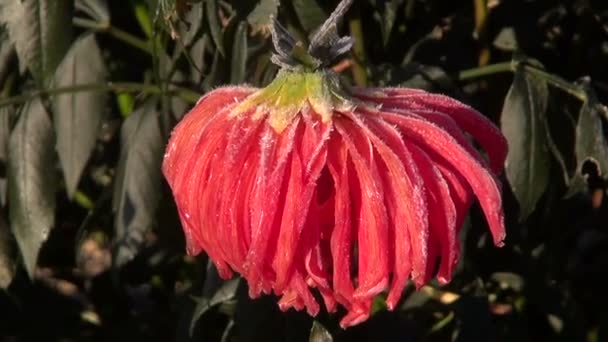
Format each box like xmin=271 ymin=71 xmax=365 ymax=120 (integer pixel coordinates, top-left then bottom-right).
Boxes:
xmin=387 ymin=107 xmax=488 ymax=170
xmin=342 ymin=112 xmax=429 ymax=308
xmin=163 ymin=88 xmax=254 ymax=181
xmin=408 ymin=144 xmax=458 ymax=284
xmin=168 ymin=113 xmax=230 ymax=263
xmin=245 ymin=121 xmax=299 ymax=296
xmin=163 ymin=88 xmax=255 ymax=262
xmin=326 ymin=134 xmax=355 ymax=308
xmin=378 ymin=110 xmax=506 ymax=247
xmin=218 ymin=117 xmax=265 ymax=272
xmin=356 ymin=88 xmax=507 ymax=173
xmin=278 ymin=270 xmax=320 ymax=316
xmin=272 ymin=113 xmax=330 ymax=292
xmin=335 ymin=119 xmax=390 ymax=300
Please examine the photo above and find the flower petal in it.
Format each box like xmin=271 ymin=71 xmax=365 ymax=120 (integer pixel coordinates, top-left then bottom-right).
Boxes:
xmin=245 ymin=120 xmax=299 ymax=296
xmin=358 ymin=88 xmax=507 ymax=173
xmin=273 ymin=114 xmax=330 ymax=292
xmin=408 ymin=144 xmax=458 ymax=283
xmin=326 ymin=134 xmax=356 ymax=308
xmin=377 ymin=110 xmax=506 ymax=247
xmin=342 ymin=112 xmax=429 ymax=306
xmin=335 ymin=119 xmax=390 ymax=300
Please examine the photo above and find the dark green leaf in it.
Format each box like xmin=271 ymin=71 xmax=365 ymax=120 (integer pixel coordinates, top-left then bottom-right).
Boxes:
xmin=221 ymin=320 xmax=235 ymax=342
xmin=8 ymin=99 xmax=56 ymax=277
xmin=0 ymin=0 xmax=73 ymax=85
xmin=202 ymin=49 xmax=225 ymax=91
xmin=0 ymin=107 xmax=9 ymax=163
xmin=52 ymin=34 xmax=107 ymax=198
xmin=309 ymin=321 xmax=333 ymax=342
xmin=382 ymin=0 xmax=403 ymax=46
xmin=190 ymin=278 xmax=240 ymax=336
xmin=493 ymin=27 xmax=517 ymax=52
xmin=0 ymin=28 xmax=15 ymax=85
xmin=181 ymin=1 xmax=204 ymax=47
xmin=75 ymin=0 xmax=110 ymax=23
xmin=247 ymin=0 xmax=279 ymax=34
xmin=230 ymin=21 xmax=248 ymax=84
xmin=189 ymin=34 xmax=209 ymax=86
xmin=0 ymin=213 xmax=15 ymax=289
xmin=206 ymin=0 xmax=225 ymax=56
xmin=570 ymin=88 xmax=608 ymax=191
xmin=112 ymin=100 xmax=163 ymax=267
xmin=0 ymin=106 xmax=12 ymax=206
xmin=170 ymin=70 xmax=190 ymax=119
xmin=501 ymin=66 xmax=550 ymax=220
xmin=292 ymin=0 xmax=327 ymax=33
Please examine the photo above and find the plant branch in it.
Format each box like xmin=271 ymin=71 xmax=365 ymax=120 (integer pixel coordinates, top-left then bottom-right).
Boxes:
xmin=523 ymin=66 xmax=587 ymax=102
xmin=458 ymin=62 xmax=513 ymax=80
xmin=73 ymin=17 xmax=153 ymax=54
xmin=348 ymin=16 xmax=367 ymax=86
xmin=458 ymin=61 xmax=588 ymax=102
xmin=0 ymin=82 xmax=200 ymax=108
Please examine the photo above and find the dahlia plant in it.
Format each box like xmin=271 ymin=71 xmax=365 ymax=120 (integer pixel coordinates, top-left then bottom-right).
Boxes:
xmin=162 ymin=0 xmax=507 ymax=327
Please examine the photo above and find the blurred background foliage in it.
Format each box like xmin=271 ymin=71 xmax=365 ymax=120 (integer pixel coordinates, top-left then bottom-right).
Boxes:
xmin=1 ymin=0 xmax=608 ymax=341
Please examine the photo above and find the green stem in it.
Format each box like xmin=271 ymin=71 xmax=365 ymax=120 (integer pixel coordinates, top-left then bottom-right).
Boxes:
xmin=0 ymin=82 xmax=200 ymax=108
xmin=523 ymin=66 xmax=587 ymax=102
xmin=348 ymin=16 xmax=368 ymax=86
xmin=458 ymin=61 xmax=513 ymax=80
xmin=458 ymin=61 xmax=587 ymax=102
xmin=73 ymin=17 xmax=153 ymax=54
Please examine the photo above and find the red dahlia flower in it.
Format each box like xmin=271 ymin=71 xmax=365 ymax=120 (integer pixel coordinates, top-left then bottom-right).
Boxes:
xmin=162 ymin=0 xmax=507 ymax=328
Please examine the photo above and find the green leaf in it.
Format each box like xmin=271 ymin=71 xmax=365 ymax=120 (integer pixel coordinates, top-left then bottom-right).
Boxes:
xmin=309 ymin=321 xmax=333 ymax=342
xmin=0 ymin=213 xmax=16 ymax=289
xmin=230 ymin=21 xmax=248 ymax=84
xmin=0 ymin=106 xmax=12 ymax=206
xmin=52 ymin=34 xmax=107 ymax=198
xmin=0 ymin=106 xmax=10 ymax=163
xmin=206 ymin=0 xmax=225 ymax=56
xmin=112 ymin=100 xmax=163 ymax=267
xmin=132 ymin=0 xmax=154 ymax=39
xmin=292 ymin=0 xmax=327 ymax=33
xmin=493 ymin=27 xmax=517 ymax=52
xmin=569 ymin=88 xmax=608 ymax=193
xmin=75 ymin=0 xmax=110 ymax=23
xmin=0 ymin=0 xmax=73 ymax=85
xmin=189 ymin=34 xmax=209 ymax=85
xmin=8 ymin=99 xmax=56 ymax=278
xmin=501 ymin=66 xmax=550 ymax=220
xmin=202 ymin=49 xmax=225 ymax=91
xmin=247 ymin=0 xmax=279 ymax=34
xmin=190 ymin=278 xmax=240 ymax=336
xmin=181 ymin=1 xmax=204 ymax=47
xmin=382 ymin=0 xmax=403 ymax=46
xmin=0 ymin=28 xmax=15 ymax=84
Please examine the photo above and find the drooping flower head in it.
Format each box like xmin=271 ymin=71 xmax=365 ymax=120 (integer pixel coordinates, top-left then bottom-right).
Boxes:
xmin=162 ymin=0 xmax=507 ymax=328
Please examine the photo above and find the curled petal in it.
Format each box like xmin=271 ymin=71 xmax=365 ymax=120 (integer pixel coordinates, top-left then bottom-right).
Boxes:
xmin=356 ymin=87 xmax=507 ymax=173
xmin=326 ymin=134 xmax=356 ymax=308
xmin=377 ymin=109 xmax=506 ymax=246
xmin=335 ymin=119 xmax=390 ymax=300
xmin=408 ymin=144 xmax=457 ymax=283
